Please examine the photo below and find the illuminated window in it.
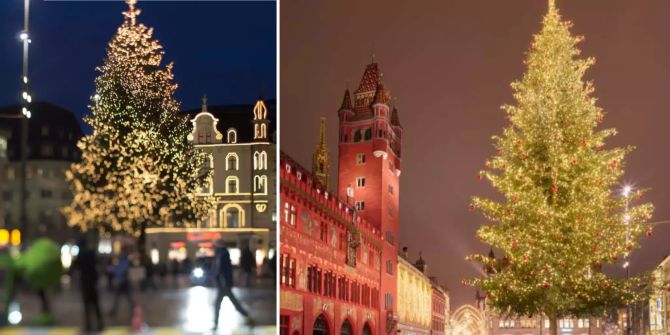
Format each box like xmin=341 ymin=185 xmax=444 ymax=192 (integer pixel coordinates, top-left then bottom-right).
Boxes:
xmin=559 ymin=319 xmax=574 ymax=329
xmin=221 ymin=204 xmax=244 ymax=228
xmin=227 ymin=128 xmax=237 ymax=143
xmin=0 ymin=137 xmax=6 ymax=158
xmin=254 ymin=175 xmax=267 ymax=194
xmin=355 ymin=201 xmax=365 ymax=211
xmin=499 ymin=320 xmax=515 ymax=328
xmin=356 ymin=153 xmax=366 ymax=164
xmin=254 ymin=151 xmax=268 ymax=170
xmin=198 ymin=154 xmax=214 ymax=194
xmin=356 ymin=177 xmax=365 ymax=188
xmin=225 ymin=176 xmax=239 ymax=194
xmin=280 ymin=254 xmax=296 ymax=287
xmin=226 ymin=153 xmax=239 ymax=171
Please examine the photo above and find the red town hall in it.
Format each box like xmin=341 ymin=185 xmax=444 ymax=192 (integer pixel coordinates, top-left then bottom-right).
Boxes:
xmin=280 ymin=61 xmax=403 ymax=335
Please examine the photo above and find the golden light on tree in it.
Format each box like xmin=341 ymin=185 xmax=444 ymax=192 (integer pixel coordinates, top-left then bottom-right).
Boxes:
xmin=62 ymin=0 xmax=214 ymax=250
xmin=466 ymin=1 xmax=656 ymax=334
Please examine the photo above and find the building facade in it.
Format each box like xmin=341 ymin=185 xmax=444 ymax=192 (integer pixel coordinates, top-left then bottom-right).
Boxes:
xmin=0 ymin=102 xmax=83 ymax=243
xmin=430 ymin=281 xmax=449 ymax=335
xmin=280 ymin=60 xmax=403 ymax=335
xmin=147 ymin=98 xmax=276 ymax=266
xmin=397 ymin=255 xmax=432 ymax=335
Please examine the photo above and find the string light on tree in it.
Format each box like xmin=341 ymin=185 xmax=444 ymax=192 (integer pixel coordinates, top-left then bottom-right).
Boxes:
xmin=62 ymin=0 xmax=214 ymax=254
xmin=465 ymin=1 xmax=657 ymax=334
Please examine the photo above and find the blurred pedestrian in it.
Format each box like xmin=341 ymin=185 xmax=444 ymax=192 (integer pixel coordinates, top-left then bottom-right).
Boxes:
xmin=171 ymin=258 xmax=180 ymax=286
xmin=212 ymin=240 xmax=254 ymax=330
xmin=268 ymin=252 xmax=276 ymax=284
xmin=240 ymin=245 xmax=255 ymax=287
xmin=158 ymin=262 xmax=167 ymax=286
xmin=109 ymin=251 xmax=135 ymax=318
xmin=72 ymin=237 xmax=104 ymax=332
xmin=141 ymin=255 xmax=157 ymax=291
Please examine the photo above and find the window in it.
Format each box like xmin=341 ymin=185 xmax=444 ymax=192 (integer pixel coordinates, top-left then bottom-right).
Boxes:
xmin=41 ymin=145 xmax=53 ymax=157
xmin=577 ymin=319 xmax=589 ymax=328
xmin=307 ymin=265 xmax=322 ymax=294
xmin=320 ymin=221 xmax=328 ymax=242
xmin=355 ymin=201 xmax=365 ymax=211
xmin=0 ymin=137 xmax=6 ymax=158
xmin=254 ymin=151 xmax=268 ymax=170
xmin=356 ymin=177 xmax=365 ymax=188
xmin=280 ymin=254 xmax=296 ymax=288
xmin=559 ymin=319 xmax=574 ymax=329
xmin=356 ymin=153 xmax=366 ymax=164
xmin=386 ymin=260 xmax=393 ymax=275
xmin=385 ymin=231 xmax=395 ymax=245
xmin=254 ymin=175 xmax=267 ymax=194
xmin=354 ymin=130 xmax=362 ymax=142
xmin=378 ymin=129 xmax=383 ymax=138
xmin=280 ymin=315 xmax=290 ymax=335
xmin=385 ymin=293 xmax=393 ymax=310
xmin=40 ymin=189 xmax=53 ymax=199
xmin=364 ymin=128 xmax=371 ymax=141
xmin=226 ymin=153 xmax=239 ymax=171
xmin=224 ymin=206 xmax=241 ymax=228
xmin=499 ymin=320 xmax=515 ymax=328
xmin=227 ymin=128 xmax=237 ymax=143
xmin=226 ymin=176 xmax=239 ymax=193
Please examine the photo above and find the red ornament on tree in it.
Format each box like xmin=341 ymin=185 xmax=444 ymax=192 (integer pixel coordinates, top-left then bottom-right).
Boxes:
xmin=543 ymin=281 xmax=550 ymax=289
xmin=551 ymin=184 xmax=558 ymax=193
xmin=647 ymin=229 xmax=653 ymax=237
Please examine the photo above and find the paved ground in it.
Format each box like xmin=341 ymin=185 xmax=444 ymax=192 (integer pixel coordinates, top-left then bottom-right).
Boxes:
xmin=1 ymin=274 xmax=276 ymax=335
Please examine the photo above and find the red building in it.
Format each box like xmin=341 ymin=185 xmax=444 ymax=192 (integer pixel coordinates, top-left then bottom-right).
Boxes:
xmin=280 ymin=61 xmax=403 ymax=335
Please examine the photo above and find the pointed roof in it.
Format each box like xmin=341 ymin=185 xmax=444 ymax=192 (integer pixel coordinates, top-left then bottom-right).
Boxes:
xmin=340 ymin=89 xmax=353 ymax=110
xmin=488 ymin=247 xmax=495 ymax=259
xmin=356 ymin=62 xmax=381 ymax=94
xmin=391 ymin=106 xmax=401 ymax=126
xmin=373 ymin=82 xmax=390 ymax=105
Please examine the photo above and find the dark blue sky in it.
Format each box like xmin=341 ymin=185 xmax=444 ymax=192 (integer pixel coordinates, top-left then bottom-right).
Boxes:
xmin=0 ymin=0 xmax=276 ymax=133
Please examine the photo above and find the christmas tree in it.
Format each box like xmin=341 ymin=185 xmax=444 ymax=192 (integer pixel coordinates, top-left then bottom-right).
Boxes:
xmin=63 ymin=0 xmax=213 ymax=252
xmin=468 ymin=1 xmax=655 ymax=333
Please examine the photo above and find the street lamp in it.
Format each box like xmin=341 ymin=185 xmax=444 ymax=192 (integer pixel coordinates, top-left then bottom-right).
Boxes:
xmin=19 ymin=0 xmax=32 ymax=243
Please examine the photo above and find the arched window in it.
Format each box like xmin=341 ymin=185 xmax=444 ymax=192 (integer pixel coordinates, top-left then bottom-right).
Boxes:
xmin=225 ymin=176 xmax=239 ymax=194
xmin=198 ymin=154 xmax=214 ymax=194
xmin=362 ymin=323 xmax=372 ymax=335
xmin=340 ymin=320 xmax=352 ymax=335
xmin=226 ymin=153 xmax=239 ymax=171
xmin=261 ymin=124 xmax=267 ymax=138
xmin=254 ymin=151 xmax=268 ymax=170
xmin=220 ymin=204 xmax=245 ymax=228
xmin=363 ymin=128 xmax=371 ymax=141
xmin=313 ymin=314 xmax=329 ymax=335
xmin=354 ymin=130 xmax=362 ymax=142
xmin=254 ymin=175 xmax=267 ymax=194
xmin=227 ymin=128 xmax=237 ymax=144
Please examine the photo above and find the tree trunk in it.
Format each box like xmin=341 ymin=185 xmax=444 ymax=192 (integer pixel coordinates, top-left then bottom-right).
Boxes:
xmin=549 ymin=316 xmax=558 ymax=335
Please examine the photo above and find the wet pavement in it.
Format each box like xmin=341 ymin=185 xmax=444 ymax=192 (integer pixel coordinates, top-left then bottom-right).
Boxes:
xmin=1 ymin=274 xmax=276 ymax=335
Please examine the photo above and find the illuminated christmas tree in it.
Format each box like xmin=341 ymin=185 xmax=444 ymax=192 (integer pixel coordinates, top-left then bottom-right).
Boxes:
xmin=63 ymin=0 xmax=213 ymax=252
xmin=468 ymin=1 xmax=655 ymax=332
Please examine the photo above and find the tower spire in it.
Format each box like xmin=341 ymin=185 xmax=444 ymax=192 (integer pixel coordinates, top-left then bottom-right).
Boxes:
xmin=202 ymin=94 xmax=208 ymax=113
xmin=312 ymin=117 xmax=330 ymax=189
xmin=123 ymin=0 xmax=141 ymax=25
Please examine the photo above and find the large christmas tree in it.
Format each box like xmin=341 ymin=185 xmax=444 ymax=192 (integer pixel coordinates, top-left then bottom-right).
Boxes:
xmin=468 ymin=1 xmax=655 ymax=333
xmin=63 ymin=0 xmax=213 ymax=249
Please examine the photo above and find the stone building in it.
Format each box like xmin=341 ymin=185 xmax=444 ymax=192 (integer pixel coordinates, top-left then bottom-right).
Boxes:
xmin=146 ymin=98 xmax=276 ymax=265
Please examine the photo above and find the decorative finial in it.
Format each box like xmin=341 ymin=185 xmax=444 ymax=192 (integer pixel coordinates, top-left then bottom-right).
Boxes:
xmin=123 ymin=0 xmax=141 ymax=25
xmin=371 ymin=52 xmax=376 ymax=63
xmin=202 ymin=94 xmax=208 ymax=112
xmin=319 ymin=116 xmax=326 ymax=146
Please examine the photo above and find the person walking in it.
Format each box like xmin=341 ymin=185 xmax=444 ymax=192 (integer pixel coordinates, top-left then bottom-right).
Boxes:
xmin=109 ymin=251 xmax=135 ymax=318
xmin=212 ymin=240 xmax=254 ymax=330
xmin=240 ymin=245 xmax=255 ymax=287
xmin=72 ymin=237 xmax=104 ymax=332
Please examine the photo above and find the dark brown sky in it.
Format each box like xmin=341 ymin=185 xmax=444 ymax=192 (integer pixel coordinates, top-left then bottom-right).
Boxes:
xmin=280 ymin=0 xmax=670 ymax=309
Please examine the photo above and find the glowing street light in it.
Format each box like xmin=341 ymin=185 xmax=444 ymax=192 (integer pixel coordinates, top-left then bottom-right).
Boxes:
xmin=19 ymin=31 xmax=28 ymax=41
